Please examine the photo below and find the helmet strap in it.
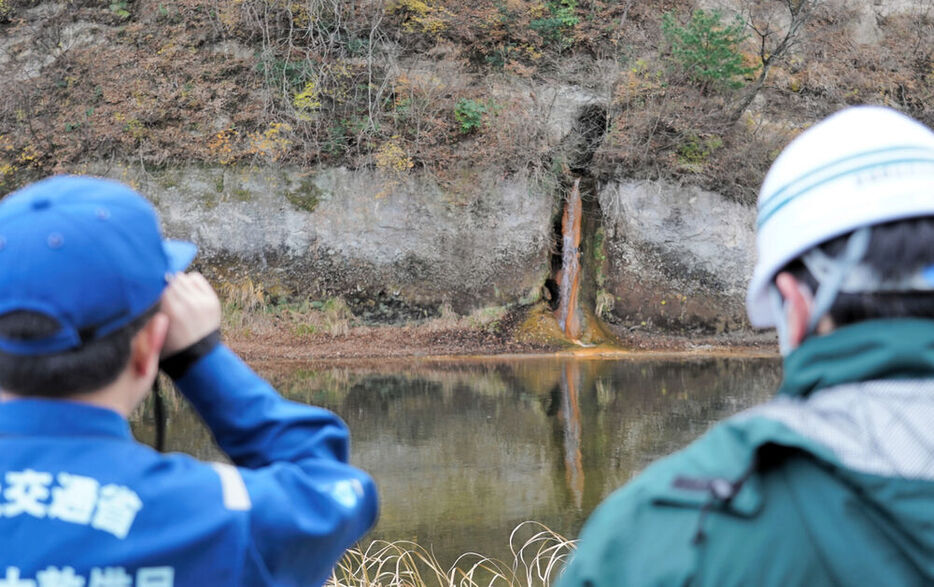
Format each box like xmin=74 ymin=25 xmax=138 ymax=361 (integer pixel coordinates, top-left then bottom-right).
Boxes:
xmin=771 ymin=227 xmax=871 ymax=355
xmin=801 ymin=227 xmax=872 ymax=336
xmin=769 ymin=284 xmax=793 ymax=357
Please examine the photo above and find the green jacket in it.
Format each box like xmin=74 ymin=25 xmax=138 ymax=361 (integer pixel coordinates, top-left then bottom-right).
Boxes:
xmin=559 ymin=319 xmax=934 ymax=586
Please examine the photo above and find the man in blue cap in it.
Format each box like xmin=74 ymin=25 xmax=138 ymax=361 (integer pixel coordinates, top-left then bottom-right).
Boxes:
xmin=0 ymin=176 xmax=378 ymax=586
xmin=559 ymin=106 xmax=934 ymax=585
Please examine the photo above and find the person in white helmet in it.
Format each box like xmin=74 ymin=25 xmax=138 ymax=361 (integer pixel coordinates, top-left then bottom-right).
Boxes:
xmin=558 ymin=106 xmax=934 ymax=586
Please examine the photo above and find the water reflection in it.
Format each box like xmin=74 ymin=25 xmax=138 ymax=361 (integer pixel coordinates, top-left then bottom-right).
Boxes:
xmin=558 ymin=362 xmax=584 ymax=510
xmin=132 ymin=355 xmax=780 ymax=566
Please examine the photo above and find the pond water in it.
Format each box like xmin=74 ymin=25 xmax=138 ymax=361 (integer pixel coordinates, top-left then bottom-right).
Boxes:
xmin=133 ymin=354 xmax=781 ymax=566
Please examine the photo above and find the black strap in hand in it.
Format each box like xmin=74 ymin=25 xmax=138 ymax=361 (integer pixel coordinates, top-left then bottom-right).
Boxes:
xmin=159 ymin=329 xmax=221 ymax=380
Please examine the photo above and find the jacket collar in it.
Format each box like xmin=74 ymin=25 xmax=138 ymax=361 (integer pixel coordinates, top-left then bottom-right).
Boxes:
xmin=0 ymin=398 xmax=132 ymax=439
xmin=650 ymin=417 xmax=838 ymax=518
xmin=647 ymin=319 xmax=934 ymax=522
xmin=779 ymin=318 xmax=934 ymax=398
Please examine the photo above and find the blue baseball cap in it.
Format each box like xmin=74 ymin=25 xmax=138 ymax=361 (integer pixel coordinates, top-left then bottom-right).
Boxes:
xmin=0 ymin=175 xmax=197 ymax=355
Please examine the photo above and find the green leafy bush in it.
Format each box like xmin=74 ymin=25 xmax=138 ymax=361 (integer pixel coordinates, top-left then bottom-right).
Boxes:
xmin=454 ymin=98 xmax=487 ymax=134
xmin=109 ymin=0 xmax=130 ymax=19
xmin=677 ymin=133 xmax=723 ymax=168
xmin=0 ymin=0 xmax=15 ymax=22
xmin=530 ymin=0 xmax=579 ymax=50
xmin=661 ymin=10 xmax=755 ymax=91
xmin=254 ymin=59 xmax=314 ymax=91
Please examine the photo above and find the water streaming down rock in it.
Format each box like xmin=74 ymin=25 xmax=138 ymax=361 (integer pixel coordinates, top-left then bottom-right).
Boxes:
xmin=555 ymin=178 xmax=583 ymax=339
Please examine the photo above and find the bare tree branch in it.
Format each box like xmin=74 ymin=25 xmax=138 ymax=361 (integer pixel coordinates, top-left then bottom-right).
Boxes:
xmin=731 ymin=0 xmax=820 ymax=121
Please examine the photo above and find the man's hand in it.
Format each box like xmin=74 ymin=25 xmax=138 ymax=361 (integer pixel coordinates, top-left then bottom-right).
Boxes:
xmin=160 ymin=272 xmax=222 ymax=357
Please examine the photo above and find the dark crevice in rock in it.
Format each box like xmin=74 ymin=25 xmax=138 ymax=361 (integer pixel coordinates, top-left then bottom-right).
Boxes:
xmin=545 ymin=103 xmax=611 ymax=341
xmin=568 ymin=104 xmax=608 ymax=174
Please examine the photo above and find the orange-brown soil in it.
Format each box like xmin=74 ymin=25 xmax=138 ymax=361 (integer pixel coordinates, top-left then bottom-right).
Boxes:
xmin=225 ymin=306 xmax=777 ymax=364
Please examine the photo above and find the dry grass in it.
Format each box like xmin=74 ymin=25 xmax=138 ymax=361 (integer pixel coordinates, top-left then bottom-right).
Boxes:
xmin=220 ymin=279 xmax=357 ymax=338
xmin=1 ymin=0 xmax=930 ymax=200
xmin=329 ymin=522 xmax=576 ymax=587
xmin=423 ymin=304 xmax=509 ymax=333
xmin=220 ymin=277 xmax=513 ymax=341
xmin=220 ymin=277 xmax=269 ymax=313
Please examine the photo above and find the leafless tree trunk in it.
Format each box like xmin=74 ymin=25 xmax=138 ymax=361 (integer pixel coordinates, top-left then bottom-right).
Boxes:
xmin=731 ymin=0 xmax=820 ymax=122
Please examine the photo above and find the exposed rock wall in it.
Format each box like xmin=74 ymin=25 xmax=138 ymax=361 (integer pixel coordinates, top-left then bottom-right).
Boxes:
xmin=696 ymin=0 xmax=918 ymax=45
xmin=92 ymin=163 xmax=555 ymax=320
xmin=81 ymin=160 xmax=764 ymax=332
xmin=83 ymin=160 xmax=763 ymax=333
xmin=598 ymin=179 xmax=757 ymax=334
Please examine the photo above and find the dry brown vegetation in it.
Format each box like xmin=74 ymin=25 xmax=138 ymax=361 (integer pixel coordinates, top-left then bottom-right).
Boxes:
xmin=219 ymin=288 xmax=563 ymax=362
xmin=0 ymin=0 xmax=932 ymax=204
xmin=327 ymin=521 xmax=574 ymax=586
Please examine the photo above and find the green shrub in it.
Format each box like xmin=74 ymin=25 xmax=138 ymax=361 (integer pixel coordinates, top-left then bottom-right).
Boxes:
xmin=109 ymin=0 xmax=130 ymax=19
xmin=530 ymin=0 xmax=579 ymax=50
xmin=0 ymin=0 xmax=15 ymax=22
xmin=454 ymin=98 xmax=487 ymax=134
xmin=677 ymin=133 xmax=723 ymax=168
xmin=255 ymin=59 xmax=314 ymax=91
xmin=661 ymin=10 xmax=755 ymax=91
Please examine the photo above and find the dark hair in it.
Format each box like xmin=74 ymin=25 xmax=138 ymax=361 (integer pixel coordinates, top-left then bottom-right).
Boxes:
xmin=0 ymin=307 xmax=158 ymax=397
xmin=786 ymin=217 xmax=934 ymax=326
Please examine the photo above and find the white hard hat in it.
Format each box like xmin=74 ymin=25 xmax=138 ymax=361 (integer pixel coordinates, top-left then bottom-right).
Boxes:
xmin=746 ymin=106 xmax=934 ymax=327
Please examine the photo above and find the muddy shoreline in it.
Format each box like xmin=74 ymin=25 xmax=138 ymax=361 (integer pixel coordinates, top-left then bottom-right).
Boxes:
xmin=225 ymin=317 xmax=778 ymax=365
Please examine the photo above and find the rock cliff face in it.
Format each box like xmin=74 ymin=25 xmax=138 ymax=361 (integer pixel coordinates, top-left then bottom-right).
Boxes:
xmin=598 ymin=179 xmax=756 ymax=334
xmin=95 ymin=159 xmax=761 ymax=333
xmin=95 ymin=163 xmax=555 ymax=321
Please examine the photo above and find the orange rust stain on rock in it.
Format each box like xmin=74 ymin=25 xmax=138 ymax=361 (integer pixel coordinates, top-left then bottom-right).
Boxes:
xmin=555 ymin=178 xmax=583 ymax=339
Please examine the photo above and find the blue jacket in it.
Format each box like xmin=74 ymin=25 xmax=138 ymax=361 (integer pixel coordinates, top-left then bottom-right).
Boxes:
xmin=0 ymin=345 xmax=379 ymax=586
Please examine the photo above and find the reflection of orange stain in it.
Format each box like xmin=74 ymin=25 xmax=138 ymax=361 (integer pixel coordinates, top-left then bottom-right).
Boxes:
xmin=559 ymin=345 xmax=630 ymax=358
xmin=555 ymin=179 xmax=583 ymax=340
xmin=560 ymin=362 xmax=585 ymax=509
